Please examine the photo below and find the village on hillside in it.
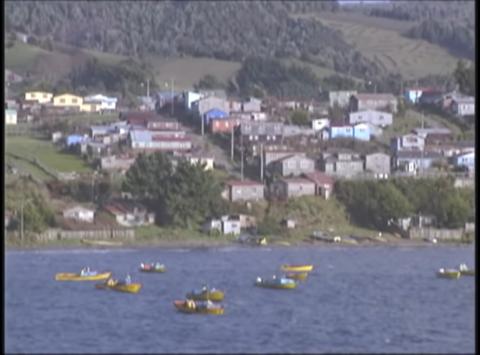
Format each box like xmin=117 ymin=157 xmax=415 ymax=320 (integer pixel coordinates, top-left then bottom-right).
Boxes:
xmin=4 ymin=69 xmax=476 ymax=244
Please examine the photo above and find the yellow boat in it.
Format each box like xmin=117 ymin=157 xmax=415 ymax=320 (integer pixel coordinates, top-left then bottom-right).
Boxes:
xmin=437 ymin=268 xmax=461 ymax=279
xmin=186 ymin=287 xmax=225 ymax=302
xmin=55 ymin=271 xmax=112 ymax=281
xmin=285 ymin=272 xmax=309 ymax=281
xmin=281 ymin=264 xmax=313 ymax=273
xmin=458 ymin=264 xmax=475 ymax=276
xmin=174 ymin=300 xmax=224 ymax=315
xmin=95 ymin=278 xmax=142 ymax=293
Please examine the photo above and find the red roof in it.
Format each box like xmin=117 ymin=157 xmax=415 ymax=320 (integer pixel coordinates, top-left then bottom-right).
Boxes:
xmin=303 ymin=171 xmax=334 ymax=186
xmin=227 ymin=179 xmax=264 ymax=187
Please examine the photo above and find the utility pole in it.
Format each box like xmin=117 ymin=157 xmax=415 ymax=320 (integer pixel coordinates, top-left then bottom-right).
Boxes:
xmin=260 ymin=143 xmax=264 ymax=181
xmin=230 ymin=125 xmax=234 ymax=161
xmin=20 ymin=199 xmax=24 ymax=243
xmin=147 ymin=78 xmax=150 ymax=98
xmin=240 ymin=134 xmax=244 ymax=180
xmin=170 ymin=78 xmax=174 ymax=117
xmin=201 ymin=113 xmax=205 ymax=136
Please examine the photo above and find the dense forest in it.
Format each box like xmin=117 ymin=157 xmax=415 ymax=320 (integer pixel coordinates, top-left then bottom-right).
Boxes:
xmin=4 ymin=1 xmax=382 ymax=79
xmin=366 ymin=0 xmax=475 ymax=59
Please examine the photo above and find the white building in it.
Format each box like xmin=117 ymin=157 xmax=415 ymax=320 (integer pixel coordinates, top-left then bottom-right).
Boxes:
xmin=84 ymin=94 xmax=118 ymax=111
xmin=63 ymin=206 xmax=95 ymax=223
xmin=311 ymin=118 xmax=330 ymax=132
xmin=451 ymin=97 xmax=475 ymax=117
xmin=349 ymin=109 xmax=393 ymax=127
xmin=5 ymin=109 xmax=17 ymax=125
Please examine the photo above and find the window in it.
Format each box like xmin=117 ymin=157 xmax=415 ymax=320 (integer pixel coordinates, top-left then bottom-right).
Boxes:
xmin=60 ymin=98 xmax=66 ymax=103
xmin=72 ymin=98 xmax=78 ymax=103
xmin=43 ymin=94 xmax=47 ymax=98
xmin=31 ymin=93 xmax=36 ymax=98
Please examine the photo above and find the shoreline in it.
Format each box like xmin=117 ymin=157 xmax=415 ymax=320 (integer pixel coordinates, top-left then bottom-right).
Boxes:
xmin=5 ymin=236 xmax=473 ymax=251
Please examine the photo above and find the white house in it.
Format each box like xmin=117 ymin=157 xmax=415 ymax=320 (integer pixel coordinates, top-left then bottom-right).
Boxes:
xmin=184 ymin=91 xmax=204 ymax=110
xmin=451 ymin=97 xmax=475 ymax=117
xmin=311 ymin=118 xmax=330 ymax=132
xmin=84 ymin=94 xmax=118 ymax=111
xmin=453 ymin=151 xmax=475 ymax=171
xmin=63 ymin=206 xmax=95 ymax=223
xmin=5 ymin=108 xmax=17 ymax=125
xmin=349 ymin=109 xmax=392 ymax=127
xmin=203 ymin=215 xmax=241 ymax=235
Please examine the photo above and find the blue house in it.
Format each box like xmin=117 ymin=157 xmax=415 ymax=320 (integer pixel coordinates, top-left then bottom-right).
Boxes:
xmin=203 ymin=108 xmax=228 ymax=125
xmin=353 ymin=123 xmax=371 ymax=141
xmin=66 ymin=134 xmax=87 ymax=147
xmin=329 ymin=124 xmax=353 ymax=139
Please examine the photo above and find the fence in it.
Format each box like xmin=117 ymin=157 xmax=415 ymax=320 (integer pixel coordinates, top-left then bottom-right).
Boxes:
xmin=36 ymin=228 xmax=135 ymax=241
xmin=408 ymin=227 xmax=464 ymax=241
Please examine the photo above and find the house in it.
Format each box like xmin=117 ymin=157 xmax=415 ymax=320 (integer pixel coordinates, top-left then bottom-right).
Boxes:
xmin=84 ymin=94 xmax=118 ymax=112
xmin=86 ymin=142 xmax=111 ymax=157
xmin=51 ymin=131 xmax=63 ymax=143
xmin=5 ymin=99 xmax=19 ymax=110
xmin=366 ymin=122 xmax=384 ymax=137
xmin=329 ymin=90 xmax=357 ymax=108
xmin=268 ymin=154 xmax=315 ymax=177
xmin=209 ymin=117 xmax=244 ymax=134
xmin=282 ymin=218 xmax=296 ymax=229
xmin=66 ymin=134 xmax=89 ymax=147
xmin=203 ymin=108 xmax=229 ymax=125
xmin=147 ymin=119 xmax=181 ymax=131
xmin=271 ymin=178 xmax=315 ymax=200
xmin=329 ymin=123 xmax=354 ymax=139
xmin=452 ymin=151 xmax=475 ymax=171
xmin=350 ymin=93 xmax=397 ymax=113
xmin=24 ymin=91 xmax=53 ymax=104
xmin=321 ymin=151 xmax=364 ymax=178
xmin=100 ymin=155 xmax=136 ymax=173
xmin=239 ymin=121 xmax=284 ymax=143
xmin=311 ymin=118 xmax=330 ymax=132
xmin=192 ymin=96 xmax=229 ymax=117
xmin=63 ymin=206 xmax=95 ymax=223
xmin=241 ymin=97 xmax=262 ymax=112
xmin=224 ymin=180 xmax=264 ymax=202
xmin=121 ymin=111 xmax=159 ymax=127
xmin=137 ymin=96 xmax=156 ymax=111
xmin=5 ymin=108 xmax=17 ymax=125
xmin=303 ymin=171 xmax=335 ymax=199
xmin=80 ymin=101 xmax=103 ymax=113
xmin=283 ymin=125 xmax=315 ymax=138
xmin=203 ymin=215 xmax=241 ymax=235
xmin=364 ymin=152 xmax=391 ymax=178
xmin=413 ymin=128 xmax=453 ymax=145
xmin=173 ymin=153 xmax=214 ymax=170
xmin=394 ymin=150 xmax=444 ymax=173
xmin=129 ymin=130 xmax=192 ymax=152
xmin=349 ymin=109 xmax=392 ymax=127
xmin=353 ymin=123 xmax=371 ymax=141
xmin=451 ymin=96 xmax=475 ymax=116
xmin=264 ymin=150 xmax=306 ymax=167
xmin=418 ymin=90 xmax=444 ymax=106
xmin=230 ymin=111 xmax=267 ymax=121
xmin=277 ymin=99 xmax=314 ymax=112
xmin=53 ymin=93 xmax=83 ymax=109
xmin=391 ymin=134 xmax=425 ymax=153
xmin=184 ymin=91 xmax=204 ymax=110
xmin=155 ymin=91 xmax=180 ymax=109
xmin=404 ymin=87 xmax=438 ymax=104
xmin=104 ymin=200 xmax=155 ymax=227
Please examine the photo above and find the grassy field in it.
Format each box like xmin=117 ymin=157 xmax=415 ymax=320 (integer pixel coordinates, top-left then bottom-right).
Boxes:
xmin=5 ymin=136 xmax=92 ymax=173
xmin=307 ymin=12 xmax=464 ymax=80
xmin=146 ymin=55 xmax=242 ymax=91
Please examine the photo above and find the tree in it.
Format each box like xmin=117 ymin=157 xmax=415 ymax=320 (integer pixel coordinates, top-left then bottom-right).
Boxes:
xmin=290 ymin=110 xmax=309 ymax=126
xmin=454 ymin=60 xmax=475 ymax=96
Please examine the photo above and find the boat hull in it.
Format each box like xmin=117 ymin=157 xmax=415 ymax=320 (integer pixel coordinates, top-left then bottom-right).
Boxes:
xmin=281 ymin=265 xmax=313 ymax=272
xmin=285 ymin=272 xmax=308 ymax=281
xmin=139 ymin=266 xmax=166 ymax=273
xmin=255 ymin=281 xmax=297 ymax=289
xmin=460 ymin=270 xmax=475 ymax=276
xmin=95 ymin=282 xmax=142 ymax=293
xmin=55 ymin=272 xmax=112 ymax=281
xmin=174 ymin=300 xmax=224 ymax=315
xmin=186 ymin=290 xmax=224 ymax=302
xmin=437 ymin=271 xmax=461 ymax=279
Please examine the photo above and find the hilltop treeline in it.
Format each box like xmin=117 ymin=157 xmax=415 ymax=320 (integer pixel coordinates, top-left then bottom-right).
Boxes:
xmin=366 ymin=1 xmax=474 ymax=59
xmin=4 ymin=1 xmax=382 ymax=79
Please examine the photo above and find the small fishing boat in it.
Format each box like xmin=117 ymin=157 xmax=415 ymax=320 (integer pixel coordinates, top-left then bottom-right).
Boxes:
xmin=139 ymin=262 xmax=166 ymax=273
xmin=254 ymin=276 xmax=297 ymax=289
xmin=186 ymin=286 xmax=225 ymax=302
xmin=458 ymin=263 xmax=475 ymax=276
xmin=174 ymin=299 xmax=224 ymax=315
xmin=437 ymin=268 xmax=461 ymax=279
xmin=285 ymin=272 xmax=309 ymax=281
xmin=55 ymin=269 xmax=112 ymax=281
xmin=281 ymin=264 xmax=313 ymax=273
xmin=95 ymin=277 xmax=142 ymax=294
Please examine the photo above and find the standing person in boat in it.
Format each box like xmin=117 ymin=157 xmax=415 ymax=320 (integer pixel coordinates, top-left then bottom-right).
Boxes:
xmin=125 ymin=274 xmax=131 ymax=284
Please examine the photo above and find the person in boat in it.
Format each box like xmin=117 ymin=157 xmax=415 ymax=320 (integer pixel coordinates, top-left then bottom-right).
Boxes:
xmin=81 ymin=267 xmax=87 ymax=276
xmin=125 ymin=274 xmax=131 ymax=285
xmin=155 ymin=262 xmax=161 ymax=269
xmin=202 ymin=284 xmax=208 ymax=292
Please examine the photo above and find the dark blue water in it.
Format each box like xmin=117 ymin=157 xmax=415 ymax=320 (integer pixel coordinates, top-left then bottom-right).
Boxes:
xmin=5 ymin=245 xmax=475 ymax=353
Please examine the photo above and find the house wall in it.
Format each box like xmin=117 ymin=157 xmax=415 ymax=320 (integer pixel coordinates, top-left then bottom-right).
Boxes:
xmin=311 ymin=119 xmax=330 ymax=132
xmin=53 ymin=94 xmax=83 ymax=108
xmin=330 ymin=126 xmax=354 ymax=139
xmin=222 ymin=220 xmax=241 ymax=235
xmin=329 ymin=91 xmax=357 ymax=108
xmin=25 ymin=91 xmax=53 ymax=104
xmin=455 ymin=152 xmax=475 ymax=169
xmin=271 ymin=156 xmax=315 ymax=177
xmin=195 ymin=97 xmax=229 ymax=116
xmin=353 ymin=124 xmax=370 ymax=141
xmin=365 ymin=153 xmax=391 ymax=175
xmin=452 ymin=101 xmax=475 ymax=116
xmin=5 ymin=109 xmax=17 ymax=125
xmin=210 ymin=118 xmax=242 ymax=133
xmin=230 ymin=185 xmax=264 ymax=202
xmin=64 ymin=209 xmax=95 ymax=223
xmin=349 ymin=110 xmax=393 ymax=127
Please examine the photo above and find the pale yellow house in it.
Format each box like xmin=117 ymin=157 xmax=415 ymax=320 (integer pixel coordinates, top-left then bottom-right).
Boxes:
xmin=53 ymin=93 xmax=84 ymax=109
xmin=25 ymin=91 xmax=53 ymax=104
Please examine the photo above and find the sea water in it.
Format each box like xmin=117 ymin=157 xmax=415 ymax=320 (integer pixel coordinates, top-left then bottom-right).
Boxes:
xmin=5 ymin=245 xmax=475 ymax=353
